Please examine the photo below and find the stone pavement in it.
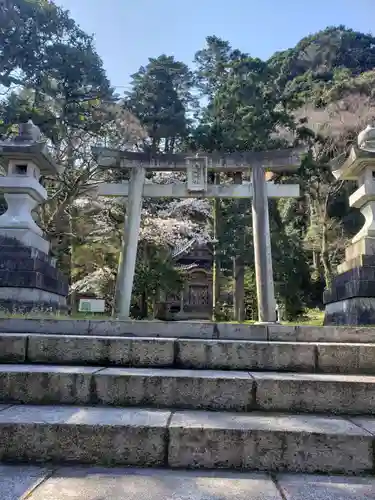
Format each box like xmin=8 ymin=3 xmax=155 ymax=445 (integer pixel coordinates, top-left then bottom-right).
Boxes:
xmin=2 ymin=465 xmax=375 ymax=500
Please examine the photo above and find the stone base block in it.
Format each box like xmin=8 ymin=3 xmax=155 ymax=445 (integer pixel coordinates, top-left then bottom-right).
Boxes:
xmin=0 ymin=236 xmax=67 ymax=313
xmin=324 ymin=297 xmax=375 ymax=325
xmin=345 ymin=237 xmax=375 ymax=261
xmin=0 ymin=288 xmax=67 ymax=313
xmin=0 ymin=228 xmax=49 ymax=254
xmin=324 ymin=261 xmax=375 ymax=325
xmin=338 ymin=254 xmax=375 ymax=274
xmin=324 ymin=270 xmax=375 ymax=304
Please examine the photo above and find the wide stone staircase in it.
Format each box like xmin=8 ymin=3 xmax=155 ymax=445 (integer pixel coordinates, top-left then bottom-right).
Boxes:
xmin=0 ymin=320 xmax=375 ymax=475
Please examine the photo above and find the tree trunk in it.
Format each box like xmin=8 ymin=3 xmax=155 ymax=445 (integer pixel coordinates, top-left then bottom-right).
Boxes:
xmin=69 ymin=209 xmax=79 ymax=315
xmin=212 ymin=173 xmax=221 ymax=320
xmin=232 ymin=171 xmax=245 ymax=321
xmin=140 ymin=245 xmax=149 ymax=318
xmin=233 ymin=256 xmax=245 ymax=321
xmin=152 ymin=295 xmax=157 ymax=319
xmin=140 ymin=291 xmax=148 ymax=318
xmin=308 ymin=195 xmax=321 ymax=277
xmin=112 ymin=203 xmax=127 ymax=316
xmin=312 ymin=251 xmax=319 ymax=270
xmin=321 ymin=196 xmax=332 ymax=289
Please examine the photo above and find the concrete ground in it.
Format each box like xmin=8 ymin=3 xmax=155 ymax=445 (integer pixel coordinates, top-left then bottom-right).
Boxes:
xmin=2 ymin=465 xmax=375 ymax=500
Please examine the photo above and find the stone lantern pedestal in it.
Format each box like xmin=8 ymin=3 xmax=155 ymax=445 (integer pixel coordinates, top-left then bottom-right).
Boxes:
xmin=324 ymin=125 xmax=375 ymax=325
xmin=0 ymin=122 xmax=68 ymax=313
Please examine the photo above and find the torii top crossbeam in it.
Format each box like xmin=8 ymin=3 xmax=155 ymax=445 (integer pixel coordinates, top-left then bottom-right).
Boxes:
xmin=92 ymin=146 xmax=305 ymax=172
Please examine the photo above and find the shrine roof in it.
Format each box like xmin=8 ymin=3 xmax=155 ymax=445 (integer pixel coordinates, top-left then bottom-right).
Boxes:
xmin=172 ymin=239 xmax=196 ymax=259
xmin=175 ymin=262 xmax=200 ymax=271
xmin=172 ymin=239 xmax=212 ymax=261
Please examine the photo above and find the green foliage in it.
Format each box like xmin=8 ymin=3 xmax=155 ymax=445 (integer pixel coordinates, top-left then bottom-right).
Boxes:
xmin=325 ymin=70 xmax=375 ymax=103
xmin=0 ymin=0 xmax=113 ymax=139
xmin=1 ymin=0 xmax=111 ymax=94
xmin=269 ymin=26 xmax=375 ymax=106
xmin=191 ymin=36 xmax=290 ymax=152
xmin=194 ymin=36 xmax=245 ymax=97
xmin=124 ymin=55 xmax=195 ymax=154
xmin=133 ymin=244 xmax=184 ymax=302
xmin=210 ymin=58 xmax=286 ymax=151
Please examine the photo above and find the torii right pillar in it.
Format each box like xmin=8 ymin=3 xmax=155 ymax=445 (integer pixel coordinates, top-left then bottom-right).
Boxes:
xmin=324 ymin=125 xmax=375 ymax=325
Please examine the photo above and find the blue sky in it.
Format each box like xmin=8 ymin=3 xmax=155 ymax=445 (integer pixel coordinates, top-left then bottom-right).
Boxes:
xmin=57 ymin=0 xmax=375 ymax=93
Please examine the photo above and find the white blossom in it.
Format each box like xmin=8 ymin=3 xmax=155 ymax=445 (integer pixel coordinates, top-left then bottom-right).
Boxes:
xmin=151 ymin=171 xmax=185 ymax=184
xmin=140 ymin=209 xmax=211 ymax=247
xmin=71 ymin=267 xmax=115 ymax=294
xmin=160 ymin=198 xmax=211 ymax=218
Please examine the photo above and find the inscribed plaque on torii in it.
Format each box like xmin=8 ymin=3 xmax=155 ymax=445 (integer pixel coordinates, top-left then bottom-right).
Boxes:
xmin=186 ymin=157 xmax=208 ymax=192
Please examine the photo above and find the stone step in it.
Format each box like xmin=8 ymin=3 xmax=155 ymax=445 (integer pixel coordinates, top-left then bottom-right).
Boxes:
xmin=169 ymin=410 xmax=375 ymax=474
xmin=0 ymin=403 xmax=373 ymax=474
xmin=2 ymin=364 xmax=375 ymax=414
xmin=0 ymin=365 xmax=253 ymax=411
xmin=2 ymin=318 xmax=375 ymax=343
xmin=3 ymin=334 xmax=375 ymax=374
xmin=5 ymin=466 xmax=375 ymax=500
xmin=0 ymin=404 xmax=169 ymax=467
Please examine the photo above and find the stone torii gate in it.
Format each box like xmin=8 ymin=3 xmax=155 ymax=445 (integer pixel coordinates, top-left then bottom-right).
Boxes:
xmin=93 ymin=147 xmax=303 ymax=323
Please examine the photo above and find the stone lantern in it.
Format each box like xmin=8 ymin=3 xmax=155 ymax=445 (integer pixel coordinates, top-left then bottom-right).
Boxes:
xmin=324 ymin=124 xmax=375 ymax=324
xmin=0 ymin=121 xmax=68 ymax=313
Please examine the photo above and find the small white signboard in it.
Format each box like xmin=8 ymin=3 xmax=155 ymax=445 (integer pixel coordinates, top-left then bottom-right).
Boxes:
xmin=79 ymin=299 xmax=105 ymax=313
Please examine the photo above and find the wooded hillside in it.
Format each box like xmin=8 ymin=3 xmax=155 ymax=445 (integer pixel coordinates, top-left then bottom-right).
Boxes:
xmin=1 ymin=2 xmax=374 ymax=319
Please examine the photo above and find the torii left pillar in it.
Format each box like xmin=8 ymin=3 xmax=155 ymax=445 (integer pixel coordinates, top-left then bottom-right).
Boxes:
xmin=116 ymin=165 xmax=145 ymax=318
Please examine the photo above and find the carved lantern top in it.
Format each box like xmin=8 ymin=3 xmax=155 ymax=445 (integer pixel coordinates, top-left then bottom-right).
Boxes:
xmin=15 ymin=120 xmax=43 ymax=143
xmin=0 ymin=121 xmax=62 ymax=175
xmin=358 ymin=124 xmax=375 ymax=152
xmin=330 ymin=124 xmax=375 ymax=181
